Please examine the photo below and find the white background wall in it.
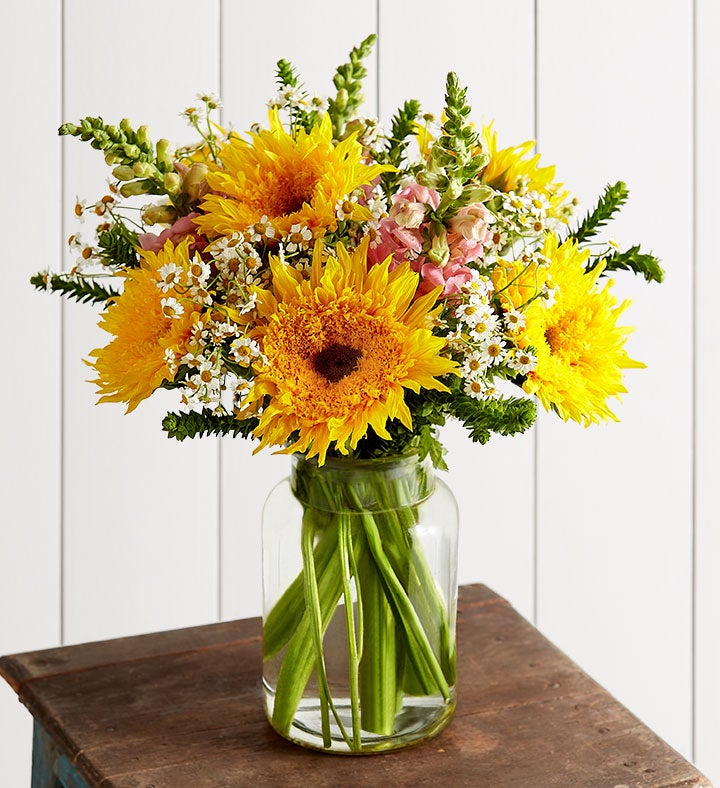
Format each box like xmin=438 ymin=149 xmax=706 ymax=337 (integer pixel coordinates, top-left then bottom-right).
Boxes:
xmin=1 ymin=1 xmax=717 ymax=785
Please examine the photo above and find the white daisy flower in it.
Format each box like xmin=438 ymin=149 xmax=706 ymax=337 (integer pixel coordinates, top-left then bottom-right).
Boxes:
xmin=478 ymin=337 xmax=506 ymax=366
xmin=503 ymin=309 xmax=526 ymax=333
xmin=507 ymin=349 xmax=537 ymax=376
xmin=161 ymin=297 xmax=184 ymax=319
xmin=230 ymin=336 xmax=261 ymax=367
xmin=157 ymin=263 xmax=184 ymax=292
xmin=461 ymin=350 xmax=488 ymax=379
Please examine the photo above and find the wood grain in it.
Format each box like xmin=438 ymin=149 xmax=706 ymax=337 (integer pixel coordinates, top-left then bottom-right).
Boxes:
xmin=1 ymin=585 xmax=709 ymax=787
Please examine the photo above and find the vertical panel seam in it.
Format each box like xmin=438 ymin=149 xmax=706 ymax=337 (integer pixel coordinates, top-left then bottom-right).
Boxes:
xmin=691 ymin=0 xmax=698 ymax=764
xmin=59 ymin=0 xmax=66 ymax=648
xmin=532 ymin=0 xmax=540 ymax=629
xmin=217 ymin=0 xmax=224 ymax=623
xmin=376 ymin=0 xmax=381 ymax=118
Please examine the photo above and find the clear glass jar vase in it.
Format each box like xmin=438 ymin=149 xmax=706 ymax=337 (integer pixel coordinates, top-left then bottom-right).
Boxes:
xmin=262 ymin=453 xmax=459 ymax=754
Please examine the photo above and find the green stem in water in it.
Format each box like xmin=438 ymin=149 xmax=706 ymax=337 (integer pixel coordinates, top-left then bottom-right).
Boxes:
xmin=300 ymin=509 xmax=352 ymax=748
xmin=358 ymin=544 xmax=397 ymax=735
xmin=338 ymin=513 xmax=362 ymax=749
xmin=354 ymin=499 xmax=451 ymax=703
xmin=263 ymin=513 xmax=338 ymax=661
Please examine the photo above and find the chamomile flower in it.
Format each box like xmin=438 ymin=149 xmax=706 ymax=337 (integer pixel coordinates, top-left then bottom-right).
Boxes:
xmin=503 ymin=309 xmax=526 ymax=333
xmin=455 ymin=298 xmax=493 ymax=329
xmin=157 ymin=263 xmax=184 ymax=293
xmin=248 ymin=216 xmax=276 ymax=244
xmin=284 ymin=223 xmax=313 ymax=253
xmin=230 ymin=336 xmax=261 ymax=367
xmin=507 ymin=349 xmax=536 ymax=376
xmin=161 ymin=297 xmax=185 ymax=319
xmin=464 ymin=378 xmax=499 ymax=401
xmin=478 ymin=337 xmax=506 ymax=366
xmin=461 ymin=350 xmax=487 ymax=379
xmin=469 ymin=311 xmax=501 ymax=341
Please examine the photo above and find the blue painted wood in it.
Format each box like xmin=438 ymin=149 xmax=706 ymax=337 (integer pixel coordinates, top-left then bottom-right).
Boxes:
xmin=32 ymin=722 xmax=91 ymax=788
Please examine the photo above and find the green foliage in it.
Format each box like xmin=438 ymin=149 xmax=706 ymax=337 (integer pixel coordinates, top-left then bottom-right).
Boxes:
xmin=346 ymin=390 xmax=449 ymax=468
xmin=273 ymin=58 xmax=320 ymax=135
xmin=30 ymin=272 xmax=119 ymax=304
xmin=327 ymin=34 xmax=376 ymax=140
xmin=380 ymin=99 xmax=421 ymax=196
xmin=567 ymin=181 xmax=629 ymax=245
xmin=594 ymin=244 xmax=664 ymax=284
xmin=162 ymin=409 xmax=259 ymax=441
xmin=96 ymin=220 xmax=140 ymax=268
xmin=276 ymin=58 xmax=300 ymax=88
xmin=59 ymin=116 xmax=174 ymax=198
xmin=421 ymin=73 xmax=490 ymax=218
xmin=449 ymin=392 xmax=536 ymax=444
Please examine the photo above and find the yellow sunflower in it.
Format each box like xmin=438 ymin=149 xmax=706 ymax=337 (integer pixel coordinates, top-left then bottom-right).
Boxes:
xmin=480 ymin=124 xmax=571 ymax=222
xmin=248 ymin=239 xmax=458 ymax=464
xmin=194 ymin=110 xmax=391 ymax=240
xmin=88 ymin=238 xmax=202 ymax=412
xmin=522 ymin=235 xmax=644 ymax=425
xmin=491 ymin=255 xmax=550 ymax=314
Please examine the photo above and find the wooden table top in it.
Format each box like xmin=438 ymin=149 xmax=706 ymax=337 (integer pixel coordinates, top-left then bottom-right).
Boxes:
xmin=0 ymin=584 xmax=710 ymax=787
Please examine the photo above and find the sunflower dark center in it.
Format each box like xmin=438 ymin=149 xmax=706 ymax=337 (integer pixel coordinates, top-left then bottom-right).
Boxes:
xmin=312 ymin=343 xmax=363 ymax=383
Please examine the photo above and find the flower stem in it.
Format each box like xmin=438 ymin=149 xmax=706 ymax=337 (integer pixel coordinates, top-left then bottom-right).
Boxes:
xmin=338 ymin=514 xmax=361 ymax=748
xmin=300 ymin=510 xmax=352 ymax=748
xmin=358 ymin=546 xmax=397 ymax=735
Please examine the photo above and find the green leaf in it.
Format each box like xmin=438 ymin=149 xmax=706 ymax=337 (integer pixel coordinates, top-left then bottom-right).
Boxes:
xmin=30 ymin=272 xmax=119 ymax=305
xmin=380 ymin=99 xmax=421 ymax=196
xmin=566 ymin=181 xmax=629 ymax=245
xmin=594 ymin=244 xmax=664 ymax=284
xmin=449 ymin=393 xmax=536 ymax=444
xmin=161 ymin=409 xmax=258 ymax=441
xmin=275 ymin=58 xmax=300 ymax=88
xmin=97 ymin=221 xmax=140 ymax=268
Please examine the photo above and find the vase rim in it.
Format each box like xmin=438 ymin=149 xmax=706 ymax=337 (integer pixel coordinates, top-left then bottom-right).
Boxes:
xmin=292 ymin=451 xmax=431 ymax=471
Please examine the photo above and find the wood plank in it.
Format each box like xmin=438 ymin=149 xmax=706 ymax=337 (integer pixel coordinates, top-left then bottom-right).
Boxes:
xmin=695 ymin=0 xmax=720 ymax=782
xmin=218 ymin=0 xmax=379 ymax=621
xmin=1 ymin=586 xmax=709 ymax=787
xmin=379 ymin=0 xmax=537 ymax=621
xmin=535 ymin=0 xmax=694 ymax=757
xmin=61 ymin=0 xmax=222 ymax=644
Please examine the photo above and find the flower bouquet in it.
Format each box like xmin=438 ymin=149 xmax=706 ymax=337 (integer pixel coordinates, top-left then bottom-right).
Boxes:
xmin=34 ymin=35 xmax=662 ymax=753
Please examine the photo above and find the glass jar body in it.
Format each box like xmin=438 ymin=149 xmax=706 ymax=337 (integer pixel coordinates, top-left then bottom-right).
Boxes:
xmin=262 ymin=454 xmax=459 ymax=754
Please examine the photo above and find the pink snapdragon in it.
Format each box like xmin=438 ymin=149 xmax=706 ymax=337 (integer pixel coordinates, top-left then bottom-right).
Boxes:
xmin=368 ymin=185 xmax=494 ymax=299
xmin=447 ymin=203 xmax=494 ymax=265
xmin=368 ymin=182 xmax=440 ymax=266
xmin=138 ymin=213 xmax=207 ymax=254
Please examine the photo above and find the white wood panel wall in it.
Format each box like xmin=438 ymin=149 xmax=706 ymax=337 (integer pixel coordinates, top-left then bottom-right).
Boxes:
xmin=2 ymin=1 xmax=716 ymax=784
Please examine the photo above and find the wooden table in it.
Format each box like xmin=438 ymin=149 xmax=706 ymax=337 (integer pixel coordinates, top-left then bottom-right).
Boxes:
xmin=0 ymin=585 xmax=711 ymax=787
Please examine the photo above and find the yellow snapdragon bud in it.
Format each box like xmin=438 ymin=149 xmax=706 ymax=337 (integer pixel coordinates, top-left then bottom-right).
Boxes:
xmin=119 ymin=179 xmax=154 ymax=197
xmin=156 ymin=139 xmax=173 ymax=169
xmin=141 ymin=205 xmax=176 ymax=225
xmin=182 ymin=163 xmax=209 ymax=202
xmin=132 ymin=161 xmax=155 ymax=178
xmin=136 ymin=125 xmax=152 ymax=149
xmin=163 ymin=172 xmax=182 ymax=194
xmin=428 ymin=228 xmax=450 ymax=267
xmin=112 ymin=165 xmax=136 ymax=181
